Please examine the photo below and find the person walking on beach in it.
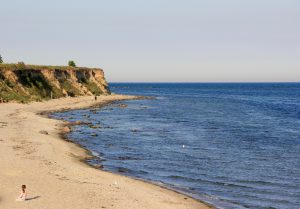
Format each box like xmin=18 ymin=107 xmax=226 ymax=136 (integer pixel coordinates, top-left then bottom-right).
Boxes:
xmin=16 ymin=185 xmax=27 ymax=201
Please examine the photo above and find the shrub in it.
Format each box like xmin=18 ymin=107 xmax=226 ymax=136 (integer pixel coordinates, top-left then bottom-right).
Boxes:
xmin=0 ymin=54 xmax=3 ymax=63
xmin=17 ymin=62 xmax=26 ymax=69
xmin=68 ymin=60 xmax=76 ymax=67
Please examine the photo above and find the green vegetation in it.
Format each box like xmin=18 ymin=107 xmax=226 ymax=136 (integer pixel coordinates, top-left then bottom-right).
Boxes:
xmin=0 ymin=55 xmax=3 ymax=63
xmin=0 ymin=70 xmax=56 ymax=102
xmin=59 ymin=79 xmax=82 ymax=97
xmin=0 ymin=62 xmax=110 ymax=103
xmin=17 ymin=62 xmax=26 ymax=70
xmin=0 ymin=74 xmax=30 ymax=103
xmin=83 ymin=81 xmax=103 ymax=96
xmin=0 ymin=63 xmax=87 ymax=71
xmin=68 ymin=60 xmax=76 ymax=67
xmin=17 ymin=70 xmax=52 ymax=99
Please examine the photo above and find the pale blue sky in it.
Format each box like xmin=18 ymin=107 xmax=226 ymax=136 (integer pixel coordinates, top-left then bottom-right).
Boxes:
xmin=1 ymin=0 xmax=299 ymax=82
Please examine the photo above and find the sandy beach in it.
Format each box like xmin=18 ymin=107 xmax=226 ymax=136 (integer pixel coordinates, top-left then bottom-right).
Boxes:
xmin=0 ymin=95 xmax=211 ymax=209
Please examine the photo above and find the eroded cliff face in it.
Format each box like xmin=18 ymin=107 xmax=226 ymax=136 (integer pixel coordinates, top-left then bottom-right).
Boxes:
xmin=0 ymin=65 xmax=110 ymax=102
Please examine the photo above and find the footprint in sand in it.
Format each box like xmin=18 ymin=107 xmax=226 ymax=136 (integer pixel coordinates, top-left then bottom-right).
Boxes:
xmin=0 ymin=121 xmax=8 ymax=128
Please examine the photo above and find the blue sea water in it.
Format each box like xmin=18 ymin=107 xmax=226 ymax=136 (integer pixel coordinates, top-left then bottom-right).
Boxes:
xmin=51 ymin=83 xmax=300 ymax=209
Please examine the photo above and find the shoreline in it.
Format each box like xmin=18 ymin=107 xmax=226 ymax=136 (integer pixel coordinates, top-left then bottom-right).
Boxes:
xmin=49 ymin=100 xmax=215 ymax=208
xmin=0 ymin=95 xmax=212 ymax=209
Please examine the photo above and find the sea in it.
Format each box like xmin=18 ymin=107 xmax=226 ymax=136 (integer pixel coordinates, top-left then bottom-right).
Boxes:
xmin=51 ymin=83 xmax=300 ymax=209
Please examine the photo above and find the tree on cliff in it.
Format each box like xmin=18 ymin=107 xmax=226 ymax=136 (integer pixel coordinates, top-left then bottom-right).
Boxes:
xmin=0 ymin=54 xmax=3 ymax=63
xmin=68 ymin=60 xmax=76 ymax=67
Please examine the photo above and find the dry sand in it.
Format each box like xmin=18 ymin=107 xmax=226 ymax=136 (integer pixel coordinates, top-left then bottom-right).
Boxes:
xmin=0 ymin=95 xmax=212 ymax=209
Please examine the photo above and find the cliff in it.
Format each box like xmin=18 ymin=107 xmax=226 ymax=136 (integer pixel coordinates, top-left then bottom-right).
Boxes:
xmin=0 ymin=63 xmax=110 ymax=103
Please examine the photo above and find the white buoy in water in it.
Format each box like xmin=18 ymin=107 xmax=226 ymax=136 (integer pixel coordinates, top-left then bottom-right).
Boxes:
xmin=182 ymin=145 xmax=185 ymax=148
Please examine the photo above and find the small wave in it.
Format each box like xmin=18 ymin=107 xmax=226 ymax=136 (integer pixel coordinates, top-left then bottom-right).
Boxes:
xmin=175 ymin=120 xmax=190 ymax=123
xmin=116 ymin=156 xmax=141 ymax=160
xmin=168 ymin=175 xmax=194 ymax=181
xmin=91 ymin=150 xmax=100 ymax=157
xmin=117 ymin=167 xmax=131 ymax=173
xmin=235 ymin=179 xmax=297 ymax=189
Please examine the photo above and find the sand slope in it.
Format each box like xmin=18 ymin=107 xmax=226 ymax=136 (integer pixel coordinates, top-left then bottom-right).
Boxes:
xmin=0 ymin=95 xmax=211 ymax=209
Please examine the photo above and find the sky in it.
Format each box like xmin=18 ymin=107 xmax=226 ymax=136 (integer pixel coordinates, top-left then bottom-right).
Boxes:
xmin=1 ymin=0 xmax=299 ymax=82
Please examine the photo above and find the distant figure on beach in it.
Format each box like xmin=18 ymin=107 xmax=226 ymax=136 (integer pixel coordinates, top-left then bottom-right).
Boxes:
xmin=94 ymin=96 xmax=97 ymax=101
xmin=16 ymin=185 xmax=27 ymax=201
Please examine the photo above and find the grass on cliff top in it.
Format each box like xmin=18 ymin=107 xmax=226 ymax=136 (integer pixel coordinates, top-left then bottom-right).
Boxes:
xmin=0 ymin=63 xmax=101 ymax=71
